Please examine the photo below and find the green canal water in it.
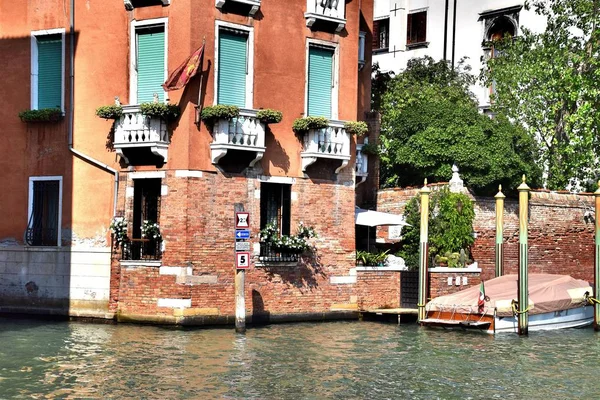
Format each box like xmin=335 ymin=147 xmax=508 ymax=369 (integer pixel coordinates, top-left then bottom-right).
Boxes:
xmin=1 ymin=318 xmax=599 ymax=399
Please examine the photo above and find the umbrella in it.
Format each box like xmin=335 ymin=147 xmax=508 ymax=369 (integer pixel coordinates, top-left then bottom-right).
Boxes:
xmin=355 ymin=207 xmax=410 ymax=251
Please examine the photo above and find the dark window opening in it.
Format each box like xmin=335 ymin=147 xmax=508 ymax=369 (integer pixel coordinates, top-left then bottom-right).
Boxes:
xmin=407 ymin=11 xmax=427 ymax=46
xmin=260 ymin=183 xmax=291 ymax=235
xmin=373 ymin=18 xmax=389 ymax=51
xmin=26 ymin=180 xmax=60 ymax=246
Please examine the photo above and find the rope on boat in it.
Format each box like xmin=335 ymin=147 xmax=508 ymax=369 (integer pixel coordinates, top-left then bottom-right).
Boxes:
xmin=584 ymin=292 xmax=600 ymax=305
xmin=511 ymin=299 xmax=531 ymax=315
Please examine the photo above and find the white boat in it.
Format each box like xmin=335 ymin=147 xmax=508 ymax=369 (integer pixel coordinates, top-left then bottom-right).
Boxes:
xmin=421 ymin=274 xmax=594 ymax=334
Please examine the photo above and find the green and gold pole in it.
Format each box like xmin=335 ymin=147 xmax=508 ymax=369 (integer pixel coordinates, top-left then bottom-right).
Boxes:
xmin=495 ymin=185 xmax=505 ymax=277
xmin=418 ymin=179 xmax=431 ymax=323
xmin=517 ymin=175 xmax=530 ymax=335
xmin=594 ymin=181 xmax=600 ymax=331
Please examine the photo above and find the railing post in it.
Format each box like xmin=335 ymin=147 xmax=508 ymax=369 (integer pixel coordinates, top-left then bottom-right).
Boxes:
xmin=418 ymin=179 xmax=431 ymax=323
xmin=517 ymin=175 xmax=530 ymax=335
xmin=594 ymin=181 xmax=600 ymax=331
xmin=495 ymin=185 xmax=505 ymax=277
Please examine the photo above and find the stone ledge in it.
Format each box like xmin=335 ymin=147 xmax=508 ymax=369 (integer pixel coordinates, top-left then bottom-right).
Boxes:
xmin=428 ymin=267 xmax=481 ymax=273
xmin=176 ymin=275 xmax=218 ymax=285
xmin=356 ymin=266 xmax=407 ymax=272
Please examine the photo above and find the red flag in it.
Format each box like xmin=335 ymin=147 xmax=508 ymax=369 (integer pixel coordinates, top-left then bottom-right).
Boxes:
xmin=162 ymin=44 xmax=204 ymax=91
xmin=478 ymin=281 xmax=486 ymax=313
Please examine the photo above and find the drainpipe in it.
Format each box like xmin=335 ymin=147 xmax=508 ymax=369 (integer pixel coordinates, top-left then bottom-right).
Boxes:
xmin=451 ymin=0 xmax=457 ymax=69
xmin=68 ymin=0 xmax=119 ymax=217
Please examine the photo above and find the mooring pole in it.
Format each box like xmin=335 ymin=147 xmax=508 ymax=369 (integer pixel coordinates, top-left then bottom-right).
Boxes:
xmin=418 ymin=179 xmax=431 ymax=323
xmin=594 ymin=181 xmax=600 ymax=331
xmin=234 ymin=203 xmax=246 ymax=334
xmin=495 ymin=185 xmax=505 ymax=277
xmin=517 ymin=175 xmax=530 ymax=335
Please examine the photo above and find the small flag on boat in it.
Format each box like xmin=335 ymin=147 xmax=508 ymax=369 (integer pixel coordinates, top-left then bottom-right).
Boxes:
xmin=162 ymin=44 xmax=205 ymax=91
xmin=478 ymin=281 xmax=486 ymax=313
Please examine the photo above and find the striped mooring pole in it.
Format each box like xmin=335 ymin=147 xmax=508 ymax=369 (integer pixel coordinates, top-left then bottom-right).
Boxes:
xmin=517 ymin=175 xmax=530 ymax=335
xmin=495 ymin=185 xmax=505 ymax=277
xmin=594 ymin=181 xmax=600 ymax=331
xmin=418 ymin=179 xmax=431 ymax=323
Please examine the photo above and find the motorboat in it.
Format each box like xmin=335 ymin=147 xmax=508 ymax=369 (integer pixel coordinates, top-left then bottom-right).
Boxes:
xmin=421 ymin=274 xmax=594 ymax=334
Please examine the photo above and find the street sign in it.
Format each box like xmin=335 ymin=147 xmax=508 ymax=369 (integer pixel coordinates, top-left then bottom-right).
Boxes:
xmin=235 ymin=241 xmax=251 ymax=251
xmin=236 ymin=252 xmax=250 ymax=269
xmin=235 ymin=230 xmax=251 ymax=240
xmin=235 ymin=212 xmax=250 ymax=229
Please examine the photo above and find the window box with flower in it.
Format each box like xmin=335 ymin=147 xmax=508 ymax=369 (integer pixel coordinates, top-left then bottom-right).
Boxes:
xmin=259 ymin=222 xmax=317 ymax=263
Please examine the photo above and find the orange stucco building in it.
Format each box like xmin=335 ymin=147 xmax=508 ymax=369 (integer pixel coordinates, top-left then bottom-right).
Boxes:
xmin=0 ymin=0 xmax=380 ymax=324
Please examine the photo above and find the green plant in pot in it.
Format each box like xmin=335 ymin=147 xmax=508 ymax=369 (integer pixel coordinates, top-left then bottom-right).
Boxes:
xmin=344 ymin=121 xmax=369 ymax=136
xmin=200 ymin=105 xmax=240 ymax=129
xmin=256 ymin=109 xmax=283 ymax=124
xmin=19 ymin=108 xmax=63 ymax=123
xmin=292 ymin=116 xmax=329 ymax=134
xmin=95 ymin=105 xmax=124 ymax=120
xmin=140 ymin=102 xmax=180 ymax=122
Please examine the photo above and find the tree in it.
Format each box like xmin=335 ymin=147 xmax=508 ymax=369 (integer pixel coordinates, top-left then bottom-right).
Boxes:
xmin=379 ymin=56 xmax=541 ymax=195
xmin=482 ymin=0 xmax=600 ymax=190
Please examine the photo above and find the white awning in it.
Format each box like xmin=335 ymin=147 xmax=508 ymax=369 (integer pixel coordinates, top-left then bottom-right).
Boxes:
xmin=354 ymin=207 xmax=410 ymax=227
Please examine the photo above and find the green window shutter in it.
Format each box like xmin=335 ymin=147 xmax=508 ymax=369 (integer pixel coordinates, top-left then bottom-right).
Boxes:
xmin=218 ymin=30 xmax=248 ymax=107
xmin=308 ymin=47 xmax=333 ymax=118
xmin=137 ymin=27 xmax=165 ymax=103
xmin=37 ymin=36 xmax=62 ymax=109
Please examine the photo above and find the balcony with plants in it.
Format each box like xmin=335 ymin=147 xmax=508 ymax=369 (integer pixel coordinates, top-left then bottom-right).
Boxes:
xmin=96 ymin=99 xmax=180 ymax=165
xmin=201 ymin=106 xmax=282 ymax=167
xmin=294 ymin=117 xmax=367 ymax=174
xmin=305 ymin=0 xmax=346 ymax=32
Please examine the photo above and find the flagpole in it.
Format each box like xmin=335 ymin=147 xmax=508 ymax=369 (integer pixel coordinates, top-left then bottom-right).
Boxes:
xmin=195 ymin=36 xmax=206 ymax=128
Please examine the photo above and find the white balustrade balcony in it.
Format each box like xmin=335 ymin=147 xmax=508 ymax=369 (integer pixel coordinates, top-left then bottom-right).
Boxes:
xmin=355 ymin=143 xmax=369 ymax=186
xmin=113 ymin=105 xmax=169 ymax=164
xmin=305 ymin=0 xmax=346 ymax=32
xmin=301 ymin=120 xmax=351 ymax=174
xmin=210 ymin=109 xmax=266 ymax=167
xmin=215 ymin=0 xmax=261 ymax=15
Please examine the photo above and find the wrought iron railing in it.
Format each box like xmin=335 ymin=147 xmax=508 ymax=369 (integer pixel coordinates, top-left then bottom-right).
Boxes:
xmin=259 ymin=242 xmax=300 ymax=263
xmin=120 ymin=238 xmax=162 ymax=261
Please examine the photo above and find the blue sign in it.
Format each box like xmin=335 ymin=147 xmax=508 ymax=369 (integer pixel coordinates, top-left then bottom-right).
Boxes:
xmin=235 ymin=230 xmax=251 ymax=240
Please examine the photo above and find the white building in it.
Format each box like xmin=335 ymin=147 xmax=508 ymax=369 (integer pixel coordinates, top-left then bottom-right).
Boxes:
xmin=372 ymin=0 xmax=546 ymax=108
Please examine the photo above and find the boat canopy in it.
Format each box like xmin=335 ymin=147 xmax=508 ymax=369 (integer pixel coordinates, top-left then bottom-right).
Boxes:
xmin=426 ymin=274 xmax=592 ymax=317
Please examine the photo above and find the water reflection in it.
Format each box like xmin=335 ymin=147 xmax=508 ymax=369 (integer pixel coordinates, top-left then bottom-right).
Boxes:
xmin=1 ymin=318 xmax=600 ymax=399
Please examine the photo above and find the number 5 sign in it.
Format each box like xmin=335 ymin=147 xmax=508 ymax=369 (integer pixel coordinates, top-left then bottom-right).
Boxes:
xmin=236 ymin=252 xmax=250 ymax=269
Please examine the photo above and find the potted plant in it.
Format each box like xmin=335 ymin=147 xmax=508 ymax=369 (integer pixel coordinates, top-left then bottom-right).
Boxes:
xmin=292 ymin=116 xmax=329 ymax=134
xmin=19 ymin=108 xmax=63 ymax=123
xmin=141 ymin=220 xmax=162 ymax=241
xmin=344 ymin=121 xmax=369 ymax=136
xmin=109 ymin=217 xmax=128 ymax=249
xmin=200 ymin=104 xmax=240 ymax=129
xmin=139 ymin=102 xmax=180 ymax=122
xmin=95 ymin=105 xmax=124 ymax=120
xmin=360 ymin=142 xmax=379 ymax=156
xmin=256 ymin=109 xmax=283 ymax=124
xmin=259 ymin=222 xmax=317 ymax=254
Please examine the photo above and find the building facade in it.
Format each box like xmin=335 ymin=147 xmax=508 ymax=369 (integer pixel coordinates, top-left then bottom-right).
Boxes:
xmin=372 ymin=0 xmax=546 ymax=108
xmin=0 ymin=0 xmax=382 ymax=324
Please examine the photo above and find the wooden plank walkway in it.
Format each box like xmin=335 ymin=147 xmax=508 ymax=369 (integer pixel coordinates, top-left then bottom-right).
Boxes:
xmin=359 ymin=308 xmax=418 ymax=324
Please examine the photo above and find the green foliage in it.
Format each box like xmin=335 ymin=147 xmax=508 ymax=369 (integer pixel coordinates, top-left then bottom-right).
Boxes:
xmin=482 ymin=0 xmax=600 ymax=190
xmin=360 ymin=142 xmax=379 ymax=156
xmin=141 ymin=220 xmax=161 ymax=240
xmin=344 ymin=121 xmax=369 ymax=136
xmin=256 ymin=109 xmax=283 ymax=124
xmin=379 ymin=56 xmax=542 ymax=196
xmin=397 ymin=188 xmax=475 ymax=269
xmin=200 ymin=105 xmax=240 ymax=123
xmin=292 ymin=116 xmax=329 ymax=133
xmin=18 ymin=108 xmax=63 ymax=123
xmin=95 ymin=105 xmax=123 ymax=120
xmin=356 ymin=250 xmax=389 ymax=266
xmin=371 ymin=62 xmax=394 ymax=111
xmin=109 ymin=217 xmax=128 ymax=248
xmin=139 ymin=102 xmax=180 ymax=122
xmin=259 ymin=222 xmax=317 ymax=253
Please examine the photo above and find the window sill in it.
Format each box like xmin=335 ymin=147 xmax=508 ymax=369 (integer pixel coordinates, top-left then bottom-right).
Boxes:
xmin=406 ymin=42 xmax=429 ymax=50
xmin=256 ymin=261 xmax=298 ymax=267
xmin=120 ymin=260 xmax=162 ymax=268
xmin=373 ymin=47 xmax=389 ymax=54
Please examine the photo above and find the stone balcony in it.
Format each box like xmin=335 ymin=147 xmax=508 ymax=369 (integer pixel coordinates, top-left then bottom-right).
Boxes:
xmin=305 ymin=0 xmax=346 ymax=32
xmin=210 ymin=109 xmax=266 ymax=167
xmin=216 ymin=0 xmax=261 ymax=15
xmin=301 ymin=120 xmax=351 ymax=174
xmin=356 ymin=142 xmax=369 ymax=185
xmin=113 ymin=105 xmax=169 ymax=164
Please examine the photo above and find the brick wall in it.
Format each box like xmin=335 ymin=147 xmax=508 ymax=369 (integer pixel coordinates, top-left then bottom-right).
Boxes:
xmin=377 ymin=186 xmax=596 ymax=284
xmin=429 ymin=269 xmax=482 ymax=299
xmin=355 ymin=270 xmax=401 ymax=309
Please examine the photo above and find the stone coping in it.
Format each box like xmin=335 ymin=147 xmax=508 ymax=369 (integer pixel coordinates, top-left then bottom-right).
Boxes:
xmin=428 ymin=267 xmax=481 ymax=273
xmin=121 ymin=260 xmax=162 ymax=268
xmin=355 ymin=266 xmax=408 ymax=272
xmin=0 ymin=245 xmax=110 ymax=253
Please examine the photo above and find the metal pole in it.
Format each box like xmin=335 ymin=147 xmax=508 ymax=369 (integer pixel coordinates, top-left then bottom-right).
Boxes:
xmin=495 ymin=185 xmax=505 ymax=277
xmin=594 ymin=181 xmax=600 ymax=331
xmin=517 ymin=175 xmax=530 ymax=335
xmin=234 ymin=203 xmax=246 ymax=333
xmin=418 ymin=179 xmax=431 ymax=322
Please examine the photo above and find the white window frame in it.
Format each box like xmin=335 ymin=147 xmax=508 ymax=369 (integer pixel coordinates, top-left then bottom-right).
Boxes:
xmin=305 ymin=38 xmax=340 ymax=120
xmin=27 ymin=176 xmax=63 ymax=247
xmin=129 ymin=17 xmax=169 ymax=105
xmin=214 ymin=20 xmax=254 ymax=109
xmin=31 ymin=28 xmax=66 ymax=111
